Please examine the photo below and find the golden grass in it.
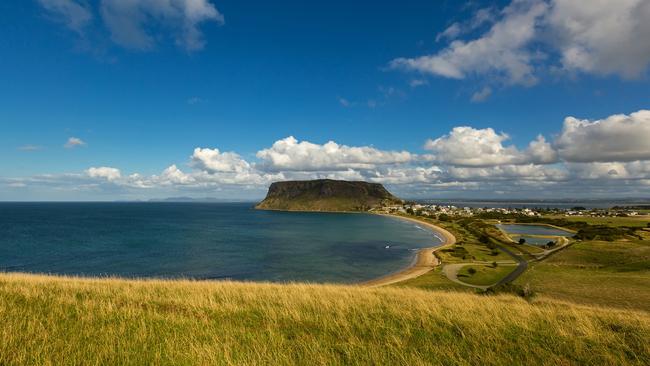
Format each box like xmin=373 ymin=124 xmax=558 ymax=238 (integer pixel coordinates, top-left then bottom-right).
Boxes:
xmin=1 ymin=273 xmax=648 ymax=365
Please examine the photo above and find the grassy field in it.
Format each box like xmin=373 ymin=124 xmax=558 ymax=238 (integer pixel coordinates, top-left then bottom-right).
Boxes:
xmin=516 ymin=239 xmax=650 ymax=312
xmin=545 ymin=215 xmax=650 ymax=228
xmin=1 ymin=273 xmax=649 ymax=365
xmin=457 ymin=264 xmax=517 ymax=286
xmin=394 ymin=266 xmax=472 ymax=291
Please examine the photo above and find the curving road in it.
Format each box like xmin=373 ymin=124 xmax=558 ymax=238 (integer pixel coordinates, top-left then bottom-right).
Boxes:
xmin=493 ymin=244 xmax=528 ymax=286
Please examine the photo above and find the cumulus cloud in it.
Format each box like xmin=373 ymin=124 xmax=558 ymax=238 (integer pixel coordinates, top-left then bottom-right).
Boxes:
xmin=390 ymin=0 xmax=650 ymax=93
xmin=191 ymin=148 xmax=251 ymax=173
xmin=255 ymin=136 xmax=413 ymax=172
xmin=424 ymin=127 xmax=556 ymax=166
xmin=556 ymin=110 xmax=650 ymax=163
xmin=38 ymin=0 xmax=93 ymax=34
xmin=8 ymin=111 xmax=650 ymax=199
xmin=86 ymin=167 xmax=121 ymax=181
xmin=64 ymin=137 xmax=86 ymax=148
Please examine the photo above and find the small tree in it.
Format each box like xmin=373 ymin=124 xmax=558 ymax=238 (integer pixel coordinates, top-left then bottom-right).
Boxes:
xmin=518 ymin=238 xmax=526 ymax=245
xmin=467 ymin=267 xmax=477 ymax=275
xmin=492 ymin=261 xmax=498 ymax=268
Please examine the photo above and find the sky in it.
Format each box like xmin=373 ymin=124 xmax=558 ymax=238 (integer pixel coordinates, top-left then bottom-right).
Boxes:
xmin=1 ymin=0 xmax=650 ymax=201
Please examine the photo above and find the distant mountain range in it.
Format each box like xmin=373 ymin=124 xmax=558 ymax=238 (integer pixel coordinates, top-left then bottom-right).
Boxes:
xmin=146 ymin=197 xmax=256 ymax=203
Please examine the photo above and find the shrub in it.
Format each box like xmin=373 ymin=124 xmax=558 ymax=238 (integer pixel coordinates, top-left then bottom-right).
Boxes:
xmin=490 ymin=250 xmax=499 ymax=256
xmin=492 ymin=261 xmax=498 ymax=268
xmin=518 ymin=238 xmax=526 ymax=245
xmin=486 ymin=283 xmax=536 ymax=301
xmin=438 ymin=213 xmax=450 ymax=222
xmin=479 ymin=235 xmax=489 ymax=244
xmin=467 ymin=267 xmax=477 ymax=275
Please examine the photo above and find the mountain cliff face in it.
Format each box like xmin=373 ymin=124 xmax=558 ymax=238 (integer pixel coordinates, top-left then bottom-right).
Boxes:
xmin=255 ymin=179 xmax=403 ymax=212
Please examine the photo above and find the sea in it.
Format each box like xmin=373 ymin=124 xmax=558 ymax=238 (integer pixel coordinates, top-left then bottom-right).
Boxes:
xmin=0 ymin=202 xmax=441 ymax=283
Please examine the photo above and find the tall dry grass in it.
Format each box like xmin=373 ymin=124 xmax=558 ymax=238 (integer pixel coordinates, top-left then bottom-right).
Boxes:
xmin=0 ymin=273 xmax=648 ymax=365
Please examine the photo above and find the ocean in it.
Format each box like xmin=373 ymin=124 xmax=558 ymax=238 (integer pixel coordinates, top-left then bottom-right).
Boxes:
xmin=0 ymin=202 xmax=441 ymax=283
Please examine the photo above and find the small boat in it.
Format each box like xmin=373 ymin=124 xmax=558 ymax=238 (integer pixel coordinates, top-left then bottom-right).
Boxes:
xmin=385 ymin=245 xmax=390 ymax=249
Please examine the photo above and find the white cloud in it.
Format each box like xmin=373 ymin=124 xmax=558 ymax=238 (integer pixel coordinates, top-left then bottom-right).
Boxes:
xmin=390 ymin=0 xmax=547 ymax=86
xmin=38 ymin=0 xmax=93 ymax=34
xmin=100 ymin=0 xmax=224 ymax=51
xmin=338 ymin=97 xmax=352 ymax=107
xmin=191 ymin=148 xmax=251 ymax=173
xmin=18 ymin=145 xmax=44 ymax=151
xmin=471 ymin=87 xmax=492 ymax=102
xmin=435 ymin=23 xmax=461 ymax=42
xmin=86 ymin=167 xmax=121 ymax=181
xmin=556 ymin=110 xmax=650 ymax=162
xmin=409 ymin=79 xmax=428 ymax=88
xmin=64 ymin=137 xmax=86 ymax=148
xmin=158 ymin=165 xmax=195 ymax=185
xmin=256 ymin=136 xmax=413 ymax=171
xmin=8 ymin=110 xmax=650 ymax=199
xmin=424 ymin=127 xmax=556 ymax=166
xmin=548 ymin=0 xmax=650 ymax=79
xmin=390 ymin=0 xmax=650 ymax=93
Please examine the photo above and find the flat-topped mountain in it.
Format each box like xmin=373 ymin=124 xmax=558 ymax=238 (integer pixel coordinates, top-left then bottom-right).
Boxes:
xmin=255 ymin=179 xmax=403 ymax=212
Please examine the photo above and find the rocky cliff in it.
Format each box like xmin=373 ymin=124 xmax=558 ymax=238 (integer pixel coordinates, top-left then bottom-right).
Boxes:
xmin=255 ymin=179 xmax=403 ymax=211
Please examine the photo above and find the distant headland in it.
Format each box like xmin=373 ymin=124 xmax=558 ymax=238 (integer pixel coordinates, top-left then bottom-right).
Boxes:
xmin=255 ymin=179 xmax=403 ymax=212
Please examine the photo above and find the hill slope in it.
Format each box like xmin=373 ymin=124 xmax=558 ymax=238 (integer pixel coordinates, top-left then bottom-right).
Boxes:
xmin=255 ymin=179 xmax=402 ymax=211
xmin=0 ymin=273 xmax=648 ymax=365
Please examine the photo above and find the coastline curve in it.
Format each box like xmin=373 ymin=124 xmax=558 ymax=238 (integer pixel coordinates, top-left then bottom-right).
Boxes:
xmin=362 ymin=214 xmax=456 ymax=287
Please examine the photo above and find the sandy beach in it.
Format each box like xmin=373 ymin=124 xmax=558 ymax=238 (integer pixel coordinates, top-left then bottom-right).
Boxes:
xmin=362 ymin=214 xmax=456 ymax=287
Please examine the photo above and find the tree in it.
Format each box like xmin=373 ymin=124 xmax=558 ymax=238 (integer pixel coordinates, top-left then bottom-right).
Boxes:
xmin=406 ymin=208 xmax=414 ymax=215
xmin=518 ymin=238 xmax=526 ymax=245
xmin=438 ymin=213 xmax=450 ymax=222
xmin=492 ymin=261 xmax=498 ymax=268
xmin=479 ymin=235 xmax=489 ymax=244
xmin=467 ymin=267 xmax=476 ymax=275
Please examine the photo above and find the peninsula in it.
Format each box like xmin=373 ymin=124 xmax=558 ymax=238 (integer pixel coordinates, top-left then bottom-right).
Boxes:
xmin=255 ymin=179 xmax=403 ymax=211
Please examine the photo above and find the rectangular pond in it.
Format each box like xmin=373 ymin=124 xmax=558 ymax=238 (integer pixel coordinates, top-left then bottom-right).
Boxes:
xmin=496 ymin=224 xmax=573 ymax=237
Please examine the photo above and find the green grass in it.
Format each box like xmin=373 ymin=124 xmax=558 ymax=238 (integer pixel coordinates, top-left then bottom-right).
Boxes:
xmin=516 ymin=239 xmax=650 ymax=312
xmin=546 ymin=215 xmax=650 ymax=228
xmin=1 ymin=273 xmax=649 ymax=365
xmin=457 ymin=264 xmax=517 ymax=286
xmin=394 ymin=267 xmax=472 ymax=291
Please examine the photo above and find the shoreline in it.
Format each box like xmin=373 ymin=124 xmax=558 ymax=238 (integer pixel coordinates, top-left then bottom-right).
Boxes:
xmin=361 ymin=214 xmax=456 ymax=287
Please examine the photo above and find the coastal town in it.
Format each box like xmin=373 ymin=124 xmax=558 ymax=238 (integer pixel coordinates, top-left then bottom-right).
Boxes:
xmin=374 ymin=203 xmax=650 ymax=219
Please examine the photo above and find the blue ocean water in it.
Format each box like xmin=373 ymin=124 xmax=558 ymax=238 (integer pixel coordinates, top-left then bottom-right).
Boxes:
xmin=0 ymin=203 xmax=441 ymax=283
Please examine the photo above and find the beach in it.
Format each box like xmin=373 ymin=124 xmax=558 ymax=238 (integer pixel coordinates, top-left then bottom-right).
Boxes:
xmin=362 ymin=214 xmax=456 ymax=287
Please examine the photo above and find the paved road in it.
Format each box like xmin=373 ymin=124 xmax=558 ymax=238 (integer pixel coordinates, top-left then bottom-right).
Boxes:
xmin=493 ymin=244 xmax=528 ymax=286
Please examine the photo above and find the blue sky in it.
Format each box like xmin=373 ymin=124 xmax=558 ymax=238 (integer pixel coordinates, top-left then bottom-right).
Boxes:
xmin=1 ymin=0 xmax=650 ymax=200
